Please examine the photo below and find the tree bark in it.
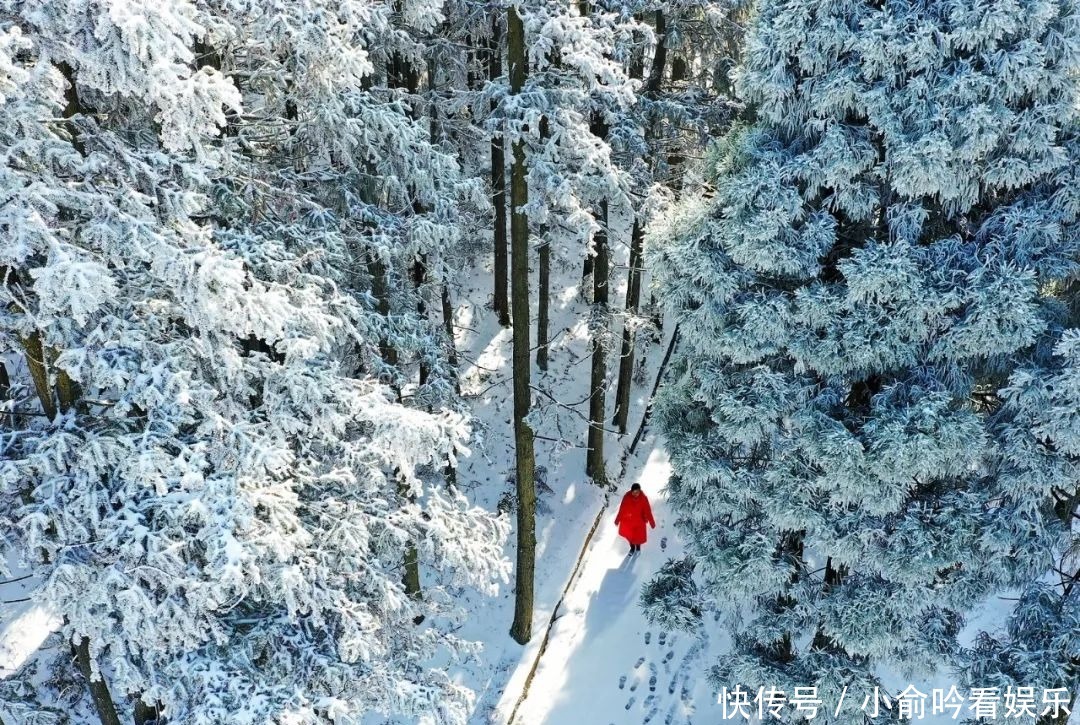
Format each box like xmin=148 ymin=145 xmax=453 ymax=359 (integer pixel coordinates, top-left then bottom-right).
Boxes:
xmin=611 ymin=24 xmax=654 ymax=435
xmin=612 ymin=217 xmax=644 ymax=433
xmin=584 ymin=96 xmax=610 ymax=482
xmin=507 ymin=3 xmax=535 ymax=645
xmin=413 ymin=258 xmax=429 ymax=389
xmin=395 ymin=43 xmax=427 ymax=610
xmin=536 ymin=115 xmax=552 ymax=371
xmin=644 ymin=10 xmax=668 ymax=97
xmin=72 ymin=638 xmax=122 ymax=725
xmin=19 ymin=332 xmax=56 ymax=420
xmin=441 ymin=284 xmax=460 ymax=393
xmin=585 ymin=195 xmax=609 ymax=485
xmin=490 ymin=15 xmax=511 ymax=327
xmin=133 ymin=700 xmax=160 ymax=725
xmin=366 ymin=255 xmax=399 ymax=374
xmin=441 ymin=290 xmax=462 ymax=485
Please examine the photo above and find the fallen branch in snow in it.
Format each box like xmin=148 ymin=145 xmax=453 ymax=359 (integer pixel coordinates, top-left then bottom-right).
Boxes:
xmin=0 ymin=574 xmax=34 ymax=586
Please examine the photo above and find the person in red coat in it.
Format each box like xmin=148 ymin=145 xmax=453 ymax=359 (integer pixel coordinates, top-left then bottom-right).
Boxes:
xmin=615 ymin=483 xmax=656 ymax=554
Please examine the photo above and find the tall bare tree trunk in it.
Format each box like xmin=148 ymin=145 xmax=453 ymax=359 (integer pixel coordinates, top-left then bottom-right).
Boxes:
xmin=441 ymin=282 xmax=460 ymax=489
xmin=536 ymin=115 xmax=552 ymax=371
xmin=490 ymin=15 xmax=511 ymax=327
xmin=441 ymin=284 xmax=460 ymax=390
xmin=612 ymin=217 xmax=644 ymax=433
xmin=612 ymin=20 xmax=660 ymax=435
xmin=585 ymin=192 xmax=609 ymax=485
xmin=507 ymin=3 xmax=535 ymax=645
xmin=537 ymin=239 xmax=550 ymax=371
xmin=584 ymin=95 xmax=610 ymax=483
xmin=580 ymin=0 xmax=611 ymax=483
xmin=392 ymin=39 xmax=427 ymax=609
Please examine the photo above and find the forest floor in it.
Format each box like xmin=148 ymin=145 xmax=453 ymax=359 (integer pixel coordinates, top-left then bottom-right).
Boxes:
xmin=443 ymin=221 xmax=689 ymax=723
xmin=506 ymin=446 xmax=729 ymax=725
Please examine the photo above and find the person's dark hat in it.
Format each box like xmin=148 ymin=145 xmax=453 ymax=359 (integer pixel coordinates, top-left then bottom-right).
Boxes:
xmin=630 ymin=483 xmax=642 ymax=491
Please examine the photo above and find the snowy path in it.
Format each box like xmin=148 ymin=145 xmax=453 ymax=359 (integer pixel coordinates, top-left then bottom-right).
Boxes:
xmin=506 ymin=443 xmax=1080 ymax=725
xmin=511 ymin=444 xmax=728 ymax=725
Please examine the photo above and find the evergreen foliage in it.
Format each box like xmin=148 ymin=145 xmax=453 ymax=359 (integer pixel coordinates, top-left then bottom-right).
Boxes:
xmin=649 ymin=0 xmax=1080 ymax=717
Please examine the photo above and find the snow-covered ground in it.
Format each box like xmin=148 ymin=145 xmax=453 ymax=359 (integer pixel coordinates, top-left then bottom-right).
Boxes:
xmin=443 ymin=221 xmax=680 ymax=723
xmin=511 ymin=446 xmax=729 ymax=725
xmin=0 ymin=555 xmax=57 ymax=681
xmin=501 ymin=448 xmax=1080 ymax=725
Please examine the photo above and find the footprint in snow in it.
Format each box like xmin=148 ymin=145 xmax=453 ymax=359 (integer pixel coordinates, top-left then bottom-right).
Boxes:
xmin=665 ymin=650 xmax=675 ymax=663
xmin=649 ymin=663 xmax=658 ymax=691
xmin=661 ymin=536 xmax=668 ymax=550
xmin=634 ymin=656 xmax=646 ymax=669
xmin=644 ymin=706 xmax=659 ymax=724
xmin=668 ymin=675 xmax=678 ymax=695
xmin=625 ymin=696 xmax=636 ymax=711
xmin=644 ymin=695 xmax=656 ymax=708
xmin=658 ymin=631 xmax=667 ymax=646
xmin=619 ymin=675 xmax=627 ymax=690
xmin=644 ymin=631 xmax=652 ymax=645
xmin=630 ymin=679 xmax=639 ymax=693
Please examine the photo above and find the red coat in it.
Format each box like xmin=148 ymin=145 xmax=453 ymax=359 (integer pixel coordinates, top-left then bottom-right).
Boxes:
xmin=615 ymin=491 xmax=655 ymax=546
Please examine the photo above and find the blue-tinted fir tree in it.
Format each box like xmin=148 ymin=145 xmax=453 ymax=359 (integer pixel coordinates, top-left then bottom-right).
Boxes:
xmin=648 ymin=0 xmax=1080 ymax=720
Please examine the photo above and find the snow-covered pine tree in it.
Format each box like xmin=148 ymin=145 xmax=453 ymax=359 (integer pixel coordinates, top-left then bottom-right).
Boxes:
xmin=0 ymin=1 xmax=507 ymax=723
xmin=649 ymin=0 xmax=1080 ymax=717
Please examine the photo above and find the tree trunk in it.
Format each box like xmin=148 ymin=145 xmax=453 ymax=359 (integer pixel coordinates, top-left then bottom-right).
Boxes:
xmin=441 ymin=283 xmax=461 ymax=489
xmin=366 ymin=255 xmax=399 ymax=374
xmin=19 ymin=332 xmax=56 ymax=420
xmin=612 ymin=217 xmax=644 ymax=433
xmin=441 ymin=284 xmax=460 ymax=392
xmin=507 ymin=3 xmax=535 ymax=645
xmin=666 ymin=52 xmax=688 ymax=185
xmin=536 ymin=116 xmax=552 ymax=371
xmin=24 ymin=66 xmax=123 ymax=721
xmin=133 ymin=700 xmax=161 ymax=725
xmin=644 ymin=10 xmax=668 ymax=97
xmin=584 ymin=101 xmax=610 ymax=483
xmin=644 ymin=11 xmax=672 ymax=333
xmin=399 ymin=480 xmax=424 ymax=611
xmin=585 ymin=196 xmax=609 ymax=485
xmin=489 ymin=15 xmax=511 ymax=327
xmin=73 ymin=637 xmax=122 ymax=725
xmin=536 ymin=241 xmax=550 ymax=371
xmin=398 ymin=45 xmax=428 ymax=611
xmin=612 ymin=36 xmax=651 ymax=435
xmin=413 ymin=257 xmax=429 ymax=387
